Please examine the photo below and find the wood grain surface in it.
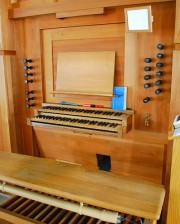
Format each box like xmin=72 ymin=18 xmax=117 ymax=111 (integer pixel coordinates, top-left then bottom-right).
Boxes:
xmin=0 ymin=152 xmax=165 ymax=221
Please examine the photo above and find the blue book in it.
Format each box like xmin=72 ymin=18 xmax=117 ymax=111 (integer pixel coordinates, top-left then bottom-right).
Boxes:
xmin=111 ymin=86 xmax=127 ymax=110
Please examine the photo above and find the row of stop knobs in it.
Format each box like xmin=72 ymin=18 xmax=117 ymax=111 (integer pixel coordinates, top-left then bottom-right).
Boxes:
xmin=143 ymin=44 xmax=164 ymax=103
xmin=23 ymin=59 xmax=35 ymax=108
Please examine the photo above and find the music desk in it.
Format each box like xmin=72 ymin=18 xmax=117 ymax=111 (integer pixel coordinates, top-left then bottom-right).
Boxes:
xmin=0 ymin=152 xmax=165 ymax=224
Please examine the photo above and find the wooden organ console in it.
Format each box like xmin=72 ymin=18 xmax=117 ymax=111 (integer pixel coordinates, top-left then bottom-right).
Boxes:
xmin=0 ymin=0 xmax=177 ymax=223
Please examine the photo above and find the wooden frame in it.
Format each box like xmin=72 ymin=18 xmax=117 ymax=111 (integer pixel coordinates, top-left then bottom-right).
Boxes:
xmin=124 ymin=6 xmax=153 ymax=32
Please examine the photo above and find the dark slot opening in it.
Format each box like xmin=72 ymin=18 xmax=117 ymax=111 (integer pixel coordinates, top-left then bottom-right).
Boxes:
xmin=96 ymin=154 xmax=111 ymax=172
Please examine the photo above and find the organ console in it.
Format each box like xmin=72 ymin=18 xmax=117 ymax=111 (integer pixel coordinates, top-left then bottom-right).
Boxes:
xmin=0 ymin=1 xmax=177 ymax=223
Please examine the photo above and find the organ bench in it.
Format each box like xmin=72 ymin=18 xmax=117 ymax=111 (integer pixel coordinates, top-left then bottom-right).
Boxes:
xmin=0 ymin=152 xmax=165 ymax=224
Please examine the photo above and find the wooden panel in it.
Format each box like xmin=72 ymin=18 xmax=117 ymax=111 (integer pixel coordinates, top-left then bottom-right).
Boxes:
xmin=0 ymin=152 xmax=165 ymax=221
xmin=0 ymin=1 xmax=15 ymax=50
xmin=56 ymin=51 xmax=115 ymax=96
xmin=0 ymin=55 xmax=17 ymax=152
xmin=42 ymin=23 xmax=125 ymax=106
xmin=166 ymin=139 xmax=180 ymax=224
xmin=174 ymin=0 xmax=180 ymax=43
xmin=56 ymin=8 xmax=104 ymax=19
xmin=124 ymin=2 xmax=175 ymax=133
xmin=39 ymin=7 xmax=126 ymax=30
xmin=33 ymin=126 xmax=166 ymax=184
xmin=169 ymin=50 xmax=180 ymax=126
xmin=8 ymin=0 xmax=175 ymax=19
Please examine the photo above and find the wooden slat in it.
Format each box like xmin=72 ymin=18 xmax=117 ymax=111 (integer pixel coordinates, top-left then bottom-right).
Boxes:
xmin=0 ymin=207 xmax=40 ymax=224
xmin=5 ymin=197 xmax=26 ymax=211
xmin=0 ymin=51 xmax=16 ymax=55
xmin=166 ymin=139 xmax=180 ymax=224
xmin=48 ymin=209 xmax=67 ymax=224
xmin=1 ymin=196 xmax=20 ymax=209
xmin=41 ymin=207 xmax=61 ymax=223
xmin=0 ymin=152 xmax=165 ymax=221
xmin=19 ymin=201 xmax=40 ymax=216
xmin=8 ymin=0 xmax=175 ymax=19
xmin=56 ymin=8 xmax=104 ymax=19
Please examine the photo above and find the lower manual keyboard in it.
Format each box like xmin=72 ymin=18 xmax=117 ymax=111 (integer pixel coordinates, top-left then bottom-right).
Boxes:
xmin=31 ymin=114 xmax=122 ymax=136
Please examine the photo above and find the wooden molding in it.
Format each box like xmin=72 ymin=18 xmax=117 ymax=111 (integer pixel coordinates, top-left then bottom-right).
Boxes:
xmin=11 ymin=0 xmax=17 ymax=3
xmin=56 ymin=8 xmax=104 ymax=19
xmin=8 ymin=0 xmax=175 ymax=19
xmin=0 ymin=50 xmax=16 ymax=55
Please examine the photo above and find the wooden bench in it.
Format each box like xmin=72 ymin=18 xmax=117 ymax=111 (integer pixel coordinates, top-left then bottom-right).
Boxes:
xmin=0 ymin=152 xmax=165 ymax=224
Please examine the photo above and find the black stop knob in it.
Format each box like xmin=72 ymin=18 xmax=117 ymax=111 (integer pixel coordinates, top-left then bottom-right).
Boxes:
xmin=155 ymin=89 xmax=162 ymax=95
xmin=157 ymin=53 xmax=164 ymax=59
xmin=144 ymin=58 xmax=152 ymax=63
xmin=157 ymin=44 xmax=164 ymax=50
xmin=144 ymin=66 xmax=151 ymax=72
xmin=24 ymin=65 xmax=33 ymax=70
xmin=26 ymin=97 xmax=35 ymax=101
xmin=156 ymin=71 xmax=163 ymax=77
xmin=24 ymin=73 xmax=33 ymax=77
xmin=25 ymin=90 xmax=34 ymax=95
xmin=24 ymin=79 xmax=33 ymax=84
xmin=23 ymin=59 xmax=32 ymax=63
xmin=156 ymin=62 xmax=163 ymax=68
xmin=155 ymin=80 xmax=163 ymax=86
xmin=144 ymin=83 xmax=151 ymax=88
xmin=143 ymin=97 xmax=150 ymax=103
xmin=144 ymin=75 xmax=151 ymax=80
xmin=26 ymin=103 xmax=35 ymax=108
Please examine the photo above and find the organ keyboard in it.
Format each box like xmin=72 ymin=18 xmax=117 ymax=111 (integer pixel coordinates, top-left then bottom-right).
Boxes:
xmin=31 ymin=104 xmax=134 ymax=137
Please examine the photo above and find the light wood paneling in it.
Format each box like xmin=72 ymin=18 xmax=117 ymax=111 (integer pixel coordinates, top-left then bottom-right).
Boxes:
xmin=56 ymin=8 xmax=104 ymax=19
xmin=166 ymin=138 xmax=180 ymax=224
xmin=124 ymin=2 xmax=175 ymax=133
xmin=169 ymin=50 xmax=180 ymax=125
xmin=0 ymin=55 xmax=16 ymax=152
xmin=0 ymin=152 xmax=165 ymax=221
xmin=42 ymin=23 xmax=125 ymax=106
xmin=174 ymin=0 xmax=180 ymax=43
xmin=0 ymin=1 xmax=15 ymax=50
xmin=33 ymin=126 xmax=166 ymax=184
xmin=8 ymin=0 xmax=175 ymax=19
